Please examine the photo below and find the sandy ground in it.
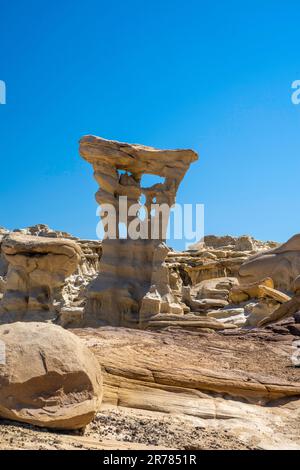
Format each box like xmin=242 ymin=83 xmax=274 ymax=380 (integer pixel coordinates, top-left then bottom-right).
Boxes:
xmin=0 ymin=408 xmax=251 ymax=450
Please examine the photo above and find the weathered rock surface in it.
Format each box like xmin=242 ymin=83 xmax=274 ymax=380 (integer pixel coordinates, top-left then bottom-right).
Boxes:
xmin=79 ymin=136 xmax=198 ymax=327
xmin=74 ymin=327 xmax=300 ymax=450
xmin=239 ymin=234 xmax=300 ymax=291
xmin=190 ymin=234 xmax=278 ymax=252
xmin=0 ymin=322 xmax=103 ymax=429
xmin=244 ymin=299 xmax=280 ymax=327
xmin=194 ymin=277 xmax=239 ymax=301
xmin=0 ymin=230 xmax=9 ymax=298
xmin=166 ymin=236 xmax=276 ymax=287
xmin=0 ymin=224 xmax=284 ymax=330
xmin=146 ymin=312 xmax=237 ymax=330
xmin=0 ymin=226 xmax=102 ymax=327
xmin=288 ymin=324 xmax=300 ymax=336
xmin=229 ymin=277 xmax=275 ymax=303
xmin=0 ymin=233 xmax=82 ymax=323
xmin=259 ymin=294 xmax=300 ymax=327
xmin=7 ymin=224 xmax=102 ymax=278
xmin=0 ymin=324 xmax=298 ymax=449
xmin=1 ymin=222 xmax=299 ymax=338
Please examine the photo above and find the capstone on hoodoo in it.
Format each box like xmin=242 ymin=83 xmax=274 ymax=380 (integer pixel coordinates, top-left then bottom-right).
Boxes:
xmin=79 ymin=135 xmax=198 ymax=327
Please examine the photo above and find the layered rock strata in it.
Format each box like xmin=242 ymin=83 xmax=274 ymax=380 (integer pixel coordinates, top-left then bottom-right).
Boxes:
xmin=0 ymin=233 xmax=82 ymax=323
xmin=238 ymin=234 xmax=300 ymax=291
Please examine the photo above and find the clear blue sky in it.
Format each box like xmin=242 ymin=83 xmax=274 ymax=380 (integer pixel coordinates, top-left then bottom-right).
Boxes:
xmin=1 ymin=0 xmax=299 ymax=250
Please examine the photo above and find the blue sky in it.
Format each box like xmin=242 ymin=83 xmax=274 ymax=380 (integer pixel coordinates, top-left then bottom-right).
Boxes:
xmin=0 ymin=0 xmax=299 ymax=250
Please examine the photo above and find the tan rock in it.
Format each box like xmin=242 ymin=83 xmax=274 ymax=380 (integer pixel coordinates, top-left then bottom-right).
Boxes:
xmin=259 ymin=285 xmax=291 ymax=303
xmin=229 ymin=277 xmax=274 ymax=303
xmin=79 ymin=136 xmax=198 ymax=327
xmin=0 ymin=233 xmax=82 ymax=322
xmin=259 ymin=294 xmax=300 ymax=327
xmin=59 ymin=306 xmax=84 ymax=328
xmin=194 ymin=277 xmax=238 ymax=301
xmin=207 ymin=307 xmax=245 ymax=319
xmin=147 ymin=313 xmax=237 ymax=330
xmin=0 ymin=322 xmax=102 ymax=429
xmin=182 ymin=285 xmax=229 ymax=312
xmin=294 ymin=276 xmax=300 ymax=294
xmin=239 ymin=234 xmax=300 ymax=291
xmin=76 ymin=327 xmax=300 ymax=405
xmin=245 ymin=300 xmax=279 ymax=327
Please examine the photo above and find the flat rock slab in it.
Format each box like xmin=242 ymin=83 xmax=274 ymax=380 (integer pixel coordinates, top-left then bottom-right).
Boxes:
xmin=74 ymin=327 xmax=300 ymax=404
xmin=72 ymin=327 xmax=300 ymax=450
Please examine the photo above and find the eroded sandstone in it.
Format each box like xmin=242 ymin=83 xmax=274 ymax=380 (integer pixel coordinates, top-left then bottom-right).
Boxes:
xmin=0 ymin=233 xmax=82 ymax=323
xmin=79 ymin=136 xmax=198 ymax=327
xmin=0 ymin=322 xmax=103 ymax=429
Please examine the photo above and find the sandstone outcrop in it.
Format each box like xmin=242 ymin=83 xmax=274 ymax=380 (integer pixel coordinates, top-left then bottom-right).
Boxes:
xmin=166 ymin=235 xmax=276 ymax=287
xmin=0 ymin=222 xmax=284 ymax=331
xmin=72 ymin=327 xmax=300 ymax=450
xmin=259 ymin=294 xmax=300 ymax=327
xmin=6 ymin=224 xmax=102 ymax=278
xmin=13 ymin=223 xmax=73 ymax=239
xmin=229 ymin=277 xmax=275 ymax=303
xmin=0 ymin=229 xmax=9 ymax=300
xmin=239 ymin=234 xmax=300 ymax=291
xmin=0 ymin=226 xmax=102 ymax=327
xmin=194 ymin=277 xmax=239 ymax=301
xmin=190 ymin=234 xmax=278 ymax=252
xmin=0 ymin=233 xmax=82 ymax=323
xmin=0 ymin=322 xmax=102 ymax=429
xmin=79 ymin=136 xmax=198 ymax=327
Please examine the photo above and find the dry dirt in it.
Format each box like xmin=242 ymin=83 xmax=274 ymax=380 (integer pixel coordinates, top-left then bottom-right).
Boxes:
xmin=0 ymin=408 xmax=251 ymax=450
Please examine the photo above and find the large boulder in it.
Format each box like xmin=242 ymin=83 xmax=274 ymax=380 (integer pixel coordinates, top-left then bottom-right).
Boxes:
xmin=0 ymin=322 xmax=102 ymax=429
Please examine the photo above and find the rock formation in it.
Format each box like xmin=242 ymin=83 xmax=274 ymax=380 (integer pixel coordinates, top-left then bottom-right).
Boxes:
xmin=0 ymin=130 xmax=299 ymax=449
xmin=167 ymin=235 xmax=277 ymax=286
xmin=70 ymin=326 xmax=300 ymax=450
xmin=0 ymin=233 xmax=82 ymax=323
xmin=0 ymin=322 xmax=102 ymax=429
xmin=0 ymin=228 xmax=9 ymax=300
xmin=238 ymin=234 xmax=300 ymax=291
xmin=1 ymin=222 xmax=298 ymax=333
xmin=190 ymin=234 xmax=278 ymax=252
xmin=79 ymin=136 xmax=198 ymax=327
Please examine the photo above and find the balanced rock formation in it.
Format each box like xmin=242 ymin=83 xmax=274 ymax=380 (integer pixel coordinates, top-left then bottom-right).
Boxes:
xmin=0 ymin=233 xmax=82 ymax=323
xmin=239 ymin=234 xmax=300 ymax=291
xmin=79 ymin=136 xmax=198 ymax=327
xmin=0 ymin=322 xmax=102 ymax=429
